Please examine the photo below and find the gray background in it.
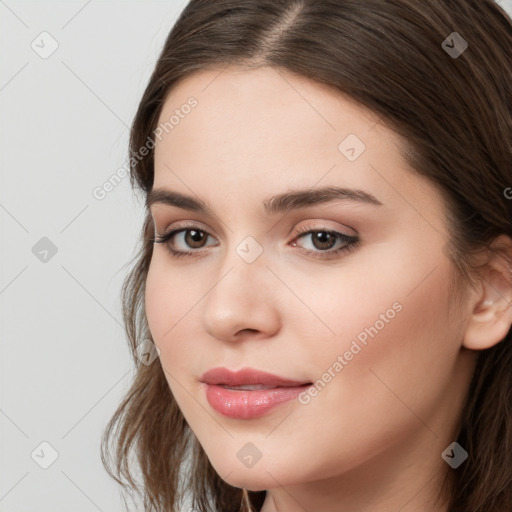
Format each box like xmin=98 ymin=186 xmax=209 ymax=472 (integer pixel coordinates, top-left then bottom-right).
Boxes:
xmin=1 ymin=1 xmax=511 ymax=511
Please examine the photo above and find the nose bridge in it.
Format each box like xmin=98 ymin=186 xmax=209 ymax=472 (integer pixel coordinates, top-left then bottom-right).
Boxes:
xmin=207 ymin=235 xmax=266 ymax=311
xmin=200 ymin=234 xmax=279 ymax=341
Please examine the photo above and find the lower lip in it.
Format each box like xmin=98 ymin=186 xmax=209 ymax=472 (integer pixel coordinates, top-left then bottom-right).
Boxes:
xmin=203 ymin=383 xmax=311 ymax=419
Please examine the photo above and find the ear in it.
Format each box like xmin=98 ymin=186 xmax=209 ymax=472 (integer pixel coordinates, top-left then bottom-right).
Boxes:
xmin=463 ymin=234 xmax=512 ymax=350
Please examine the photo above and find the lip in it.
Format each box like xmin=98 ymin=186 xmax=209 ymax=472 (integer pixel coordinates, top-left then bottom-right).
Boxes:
xmin=200 ymin=367 xmax=313 ymax=419
xmin=200 ymin=367 xmax=311 ymax=387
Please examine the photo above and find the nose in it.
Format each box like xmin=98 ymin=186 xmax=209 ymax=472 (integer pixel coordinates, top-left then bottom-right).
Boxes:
xmin=200 ymin=247 xmax=281 ymax=343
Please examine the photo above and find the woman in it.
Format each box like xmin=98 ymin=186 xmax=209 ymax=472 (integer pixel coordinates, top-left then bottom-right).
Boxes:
xmin=101 ymin=1 xmax=512 ymax=511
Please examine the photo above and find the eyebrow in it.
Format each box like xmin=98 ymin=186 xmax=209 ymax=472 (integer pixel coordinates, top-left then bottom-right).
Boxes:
xmin=146 ymin=185 xmax=383 ymax=216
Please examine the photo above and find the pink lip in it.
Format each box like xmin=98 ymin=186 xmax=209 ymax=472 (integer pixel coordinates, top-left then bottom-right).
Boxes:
xmin=200 ymin=367 xmax=312 ymax=419
xmin=200 ymin=367 xmax=311 ymax=387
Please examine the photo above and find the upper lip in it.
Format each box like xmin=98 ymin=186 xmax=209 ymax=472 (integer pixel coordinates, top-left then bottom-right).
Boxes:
xmin=200 ymin=367 xmax=312 ymax=387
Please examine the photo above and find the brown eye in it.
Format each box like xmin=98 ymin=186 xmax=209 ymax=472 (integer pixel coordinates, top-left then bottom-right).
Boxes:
xmin=151 ymin=225 xmax=218 ymax=256
xmin=309 ymin=231 xmax=337 ymax=250
xmin=183 ymin=229 xmax=208 ymax=249
xmin=291 ymin=226 xmax=360 ymax=260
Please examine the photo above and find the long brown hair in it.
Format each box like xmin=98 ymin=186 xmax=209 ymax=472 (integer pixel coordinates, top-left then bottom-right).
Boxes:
xmin=101 ymin=1 xmax=512 ymax=511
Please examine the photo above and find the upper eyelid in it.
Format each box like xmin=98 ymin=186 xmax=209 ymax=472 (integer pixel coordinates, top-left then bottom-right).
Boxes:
xmin=160 ymin=221 xmax=352 ymax=235
xmin=158 ymin=216 xmax=356 ymax=234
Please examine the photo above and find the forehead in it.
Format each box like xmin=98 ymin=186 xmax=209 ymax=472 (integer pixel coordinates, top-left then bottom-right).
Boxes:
xmin=151 ymin=65 xmax=446 ymax=231
xmin=156 ymin=64 xmax=381 ymax=140
xmin=154 ymin=65 xmax=391 ymax=180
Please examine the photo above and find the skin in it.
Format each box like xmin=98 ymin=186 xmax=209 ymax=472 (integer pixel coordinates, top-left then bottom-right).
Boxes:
xmin=144 ymin=64 xmax=512 ymax=512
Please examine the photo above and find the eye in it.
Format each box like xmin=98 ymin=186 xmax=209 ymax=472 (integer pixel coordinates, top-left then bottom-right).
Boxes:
xmin=150 ymin=224 xmax=217 ymax=259
xmin=170 ymin=228 xmax=213 ymax=251
xmin=150 ymin=222 xmax=360 ymax=260
xmin=290 ymin=223 xmax=360 ymax=260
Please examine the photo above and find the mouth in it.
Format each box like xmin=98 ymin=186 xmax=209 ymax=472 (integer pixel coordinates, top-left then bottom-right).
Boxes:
xmin=199 ymin=367 xmax=314 ymax=419
xmin=200 ymin=366 xmax=313 ymax=388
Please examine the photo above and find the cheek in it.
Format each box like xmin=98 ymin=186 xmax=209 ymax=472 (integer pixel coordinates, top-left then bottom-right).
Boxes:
xmin=273 ymin=264 xmax=460 ymax=477
xmin=144 ymin=268 xmax=168 ymax=341
xmin=301 ymin=236 xmax=459 ymax=405
xmin=144 ymin=256 xmax=193 ymax=340
xmin=310 ymin=254 xmax=459 ymax=425
xmin=144 ymin=262 xmax=196 ymax=407
xmin=144 ymin=257 xmax=209 ymax=386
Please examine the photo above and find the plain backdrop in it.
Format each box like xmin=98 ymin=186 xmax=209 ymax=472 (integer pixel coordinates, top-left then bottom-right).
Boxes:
xmin=1 ymin=1 xmax=511 ymax=511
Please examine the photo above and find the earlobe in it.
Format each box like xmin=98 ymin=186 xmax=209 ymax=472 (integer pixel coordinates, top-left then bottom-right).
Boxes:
xmin=462 ymin=235 xmax=512 ymax=351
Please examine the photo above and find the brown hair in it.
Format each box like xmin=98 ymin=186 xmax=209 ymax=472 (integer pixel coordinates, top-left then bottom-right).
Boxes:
xmin=101 ymin=1 xmax=512 ymax=511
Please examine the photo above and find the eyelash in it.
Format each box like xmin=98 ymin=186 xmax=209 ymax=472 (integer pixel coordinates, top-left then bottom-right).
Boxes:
xmin=150 ymin=221 xmax=360 ymax=261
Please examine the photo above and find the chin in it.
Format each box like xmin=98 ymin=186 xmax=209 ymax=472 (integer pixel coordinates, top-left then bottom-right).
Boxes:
xmin=210 ymin=462 xmax=278 ymax=491
xmin=225 ymin=477 xmax=269 ymax=493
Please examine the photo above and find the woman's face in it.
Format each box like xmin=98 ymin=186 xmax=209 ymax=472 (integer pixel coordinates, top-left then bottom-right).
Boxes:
xmin=145 ymin=65 xmax=477 ymax=508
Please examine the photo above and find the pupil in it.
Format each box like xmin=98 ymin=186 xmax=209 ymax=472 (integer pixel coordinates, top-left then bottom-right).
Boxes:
xmin=314 ymin=231 xmax=334 ymax=250
xmin=187 ymin=229 xmax=205 ymax=247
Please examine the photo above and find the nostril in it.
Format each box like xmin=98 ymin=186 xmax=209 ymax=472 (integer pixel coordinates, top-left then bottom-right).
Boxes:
xmin=238 ymin=328 xmax=259 ymax=335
